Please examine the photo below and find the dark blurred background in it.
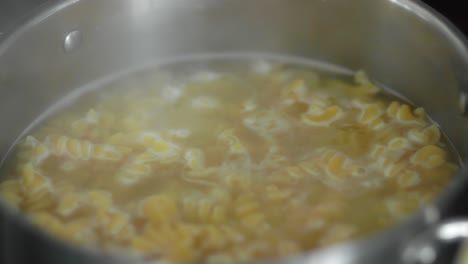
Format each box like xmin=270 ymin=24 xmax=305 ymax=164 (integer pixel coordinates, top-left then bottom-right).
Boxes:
xmin=423 ymin=0 xmax=468 ymax=36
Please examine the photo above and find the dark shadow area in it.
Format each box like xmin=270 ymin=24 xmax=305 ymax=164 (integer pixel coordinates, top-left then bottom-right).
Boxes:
xmin=423 ymin=0 xmax=468 ymax=36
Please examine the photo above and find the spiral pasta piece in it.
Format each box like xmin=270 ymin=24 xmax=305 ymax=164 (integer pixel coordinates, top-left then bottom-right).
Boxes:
xmin=182 ymin=197 xmax=227 ymax=223
xmin=0 ymin=179 xmax=23 ymax=208
xmin=45 ymin=135 xmax=130 ymax=161
xmin=140 ymin=194 xmax=178 ymax=225
xmin=387 ymin=101 xmax=425 ymax=124
xmin=411 ymin=145 xmax=447 ymax=169
xmin=57 ymin=192 xmax=83 ymax=217
xmin=283 ymin=79 xmax=307 ymax=101
xmin=218 ymin=130 xmax=249 ymax=156
xmin=301 ymin=105 xmax=343 ymax=126
xmin=408 ymin=125 xmax=441 ymax=145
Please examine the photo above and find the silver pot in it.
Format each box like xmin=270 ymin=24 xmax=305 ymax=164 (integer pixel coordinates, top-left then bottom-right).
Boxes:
xmin=1 ymin=0 xmax=468 ymax=263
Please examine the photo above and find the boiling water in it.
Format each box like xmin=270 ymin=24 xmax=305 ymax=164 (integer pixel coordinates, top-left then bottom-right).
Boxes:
xmin=0 ymin=54 xmax=459 ymax=263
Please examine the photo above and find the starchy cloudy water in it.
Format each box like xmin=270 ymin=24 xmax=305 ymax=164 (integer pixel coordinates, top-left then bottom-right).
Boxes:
xmin=0 ymin=55 xmax=460 ymax=263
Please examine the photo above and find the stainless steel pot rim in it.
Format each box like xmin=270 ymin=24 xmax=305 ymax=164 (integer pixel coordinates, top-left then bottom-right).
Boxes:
xmin=1 ymin=0 xmax=468 ymax=263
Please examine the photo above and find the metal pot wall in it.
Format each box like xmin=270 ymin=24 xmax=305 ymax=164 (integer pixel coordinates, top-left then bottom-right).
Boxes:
xmin=1 ymin=0 xmax=468 ymax=263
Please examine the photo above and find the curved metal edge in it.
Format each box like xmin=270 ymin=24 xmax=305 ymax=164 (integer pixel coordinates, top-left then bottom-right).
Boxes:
xmin=404 ymin=0 xmax=468 ymax=218
xmin=0 ymin=1 xmax=137 ymax=263
xmin=372 ymin=0 xmax=468 ymax=262
xmin=0 ymin=51 xmax=356 ymax=264
xmin=0 ymin=0 xmax=79 ymax=54
xmin=282 ymin=0 xmax=468 ymax=262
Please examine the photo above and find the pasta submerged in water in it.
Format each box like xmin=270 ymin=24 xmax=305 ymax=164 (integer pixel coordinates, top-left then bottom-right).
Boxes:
xmin=0 ymin=60 xmax=459 ymax=263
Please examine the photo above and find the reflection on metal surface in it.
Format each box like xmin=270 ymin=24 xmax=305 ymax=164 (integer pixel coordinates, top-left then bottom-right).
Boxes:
xmin=389 ymin=0 xmax=434 ymax=22
xmin=404 ymin=220 xmax=468 ymax=264
xmin=418 ymin=245 xmax=437 ymax=264
xmin=459 ymin=92 xmax=468 ymax=116
xmin=403 ymin=239 xmax=435 ymax=264
xmin=424 ymin=206 xmax=441 ymax=224
xmin=63 ymin=30 xmax=81 ymax=53
xmin=438 ymin=221 xmax=468 ymax=241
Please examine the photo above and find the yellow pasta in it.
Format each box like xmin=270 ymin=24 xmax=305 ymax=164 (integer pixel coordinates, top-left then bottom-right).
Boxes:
xmin=184 ymin=148 xmax=205 ymax=171
xmin=232 ymin=194 xmax=269 ymax=233
xmin=385 ymin=192 xmax=431 ymax=220
xmin=386 ymin=137 xmax=413 ymax=159
xmin=314 ymin=150 xmax=353 ymax=179
xmin=353 ymin=70 xmax=379 ymax=95
xmin=284 ymin=166 xmax=306 ymax=182
xmin=45 ymin=135 xmax=129 ymax=161
xmin=16 ymin=136 xmax=50 ymax=164
xmin=19 ymin=163 xmax=51 ymax=197
xmin=141 ymin=133 xmax=179 ymax=158
xmin=23 ymin=135 xmax=41 ymax=147
xmin=243 ymin=110 xmax=289 ymax=136
xmin=116 ymin=164 xmax=151 ymax=185
xmin=360 ymin=106 xmax=383 ymax=124
xmin=223 ymin=174 xmax=251 ymax=192
xmin=326 ymin=154 xmax=348 ymax=177
xmin=0 ymin=179 xmax=23 ymax=208
xmin=397 ymin=170 xmax=421 ymax=188
xmin=259 ymin=145 xmax=288 ymax=169
xmin=298 ymin=159 xmax=321 ymax=176
xmin=134 ymin=223 xmax=195 ymax=261
xmin=71 ymin=109 xmax=100 ymax=134
xmin=408 ymin=125 xmax=441 ymax=145
xmin=411 ymin=145 xmax=447 ymax=168
xmin=301 ymin=105 xmax=343 ymax=126
xmin=65 ymin=218 xmax=96 ymax=243
xmin=387 ymin=101 xmax=425 ymax=124
xmin=131 ymin=236 xmax=155 ymax=254
xmin=101 ymin=211 xmax=131 ymax=239
xmin=198 ymin=225 xmax=230 ymax=250
xmin=369 ymin=144 xmax=386 ymax=160
xmin=218 ymin=129 xmax=248 ymax=156
xmin=0 ymin=64 xmax=459 ymax=264
xmin=30 ymin=212 xmax=66 ymax=237
xmin=141 ymin=194 xmax=178 ymax=225
xmin=283 ymin=79 xmax=307 ymax=101
xmin=265 ymin=185 xmax=292 ymax=201
xmin=107 ymin=132 xmax=137 ymax=147
xmin=182 ymin=196 xmax=228 ymax=223
xmin=57 ymin=193 xmax=82 ymax=217
xmin=86 ymin=190 xmax=113 ymax=213
xmin=376 ymin=157 xmax=406 ymax=178
xmin=22 ymin=194 xmax=54 ymax=211
xmin=116 ymin=143 xmax=179 ymax=185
